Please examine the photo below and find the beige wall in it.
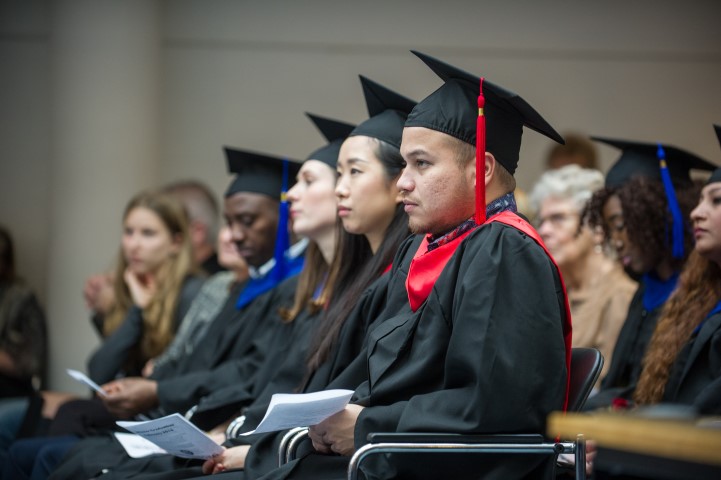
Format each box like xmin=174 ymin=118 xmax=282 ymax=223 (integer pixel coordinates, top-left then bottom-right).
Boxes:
xmin=1 ymin=0 xmax=720 ymax=391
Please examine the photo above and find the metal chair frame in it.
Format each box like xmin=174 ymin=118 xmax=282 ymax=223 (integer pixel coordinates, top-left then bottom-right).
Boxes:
xmin=281 ymin=347 xmax=602 ymax=480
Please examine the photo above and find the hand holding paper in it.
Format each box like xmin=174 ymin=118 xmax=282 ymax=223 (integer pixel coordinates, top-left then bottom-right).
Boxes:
xmin=66 ymin=369 xmax=108 ymax=397
xmin=242 ymin=389 xmax=354 ymax=435
xmin=117 ymin=413 xmax=223 ymax=460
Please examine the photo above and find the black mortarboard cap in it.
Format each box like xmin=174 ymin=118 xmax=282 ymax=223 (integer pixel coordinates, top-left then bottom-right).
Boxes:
xmin=224 ymin=147 xmax=302 ymax=198
xmin=705 ymin=125 xmax=721 ymax=184
xmin=349 ymin=76 xmax=416 ymax=149
xmin=405 ymin=51 xmax=564 ymax=175
xmin=592 ymin=136 xmax=716 ymax=189
xmin=305 ymin=113 xmax=356 ymax=168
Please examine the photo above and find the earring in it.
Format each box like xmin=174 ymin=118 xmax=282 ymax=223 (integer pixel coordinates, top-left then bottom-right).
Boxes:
xmin=594 ymin=244 xmax=603 ymax=254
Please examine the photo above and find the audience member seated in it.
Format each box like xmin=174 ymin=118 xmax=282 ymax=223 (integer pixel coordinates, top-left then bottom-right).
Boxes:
xmin=531 ymin=165 xmax=636 ymax=383
xmin=162 ymin=180 xmax=225 ymax=276
xmin=0 ymin=190 xmax=203 ymax=475
xmin=0 ymin=226 xmax=48 ymax=465
xmin=582 ymin=137 xmax=715 ymax=410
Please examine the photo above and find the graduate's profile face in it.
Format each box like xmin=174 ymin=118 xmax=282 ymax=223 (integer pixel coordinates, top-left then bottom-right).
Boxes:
xmin=602 ymin=194 xmax=650 ymax=274
xmin=690 ymin=182 xmax=721 ymax=265
xmin=122 ymin=207 xmax=180 ymax=276
xmin=287 ymin=160 xmax=337 ymax=241
xmin=537 ymin=196 xmax=593 ymax=268
xmin=336 ymin=136 xmax=400 ymax=247
xmin=398 ymin=127 xmax=475 ymax=235
xmin=224 ymin=192 xmax=279 ymax=268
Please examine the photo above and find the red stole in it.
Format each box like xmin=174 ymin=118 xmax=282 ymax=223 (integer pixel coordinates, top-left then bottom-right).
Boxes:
xmin=405 ymin=210 xmax=573 ymax=411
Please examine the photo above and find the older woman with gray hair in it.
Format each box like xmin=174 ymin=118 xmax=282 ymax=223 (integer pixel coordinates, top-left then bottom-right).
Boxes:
xmin=530 ymin=164 xmax=636 ymax=382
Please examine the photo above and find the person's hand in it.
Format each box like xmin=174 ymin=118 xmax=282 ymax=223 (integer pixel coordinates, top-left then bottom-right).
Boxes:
xmin=308 ymin=404 xmax=364 ymax=456
xmin=84 ymin=272 xmax=115 ymax=314
xmin=202 ymin=445 xmax=250 ymax=474
xmin=101 ymin=377 xmax=159 ymax=418
xmin=123 ymin=268 xmax=157 ymax=308
xmin=557 ymin=439 xmax=596 ymax=476
xmin=206 ymin=419 xmax=232 ymax=445
xmin=142 ymin=359 xmax=155 ymax=378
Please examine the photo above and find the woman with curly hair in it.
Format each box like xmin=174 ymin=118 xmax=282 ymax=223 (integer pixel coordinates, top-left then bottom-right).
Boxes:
xmin=632 ymin=140 xmax=721 ymax=414
xmin=581 ymin=137 xmax=715 ymax=410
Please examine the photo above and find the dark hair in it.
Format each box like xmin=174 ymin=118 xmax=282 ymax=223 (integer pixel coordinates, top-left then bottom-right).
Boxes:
xmin=0 ymin=226 xmax=16 ymax=284
xmin=581 ymin=176 xmax=699 ymax=273
xmin=305 ymin=138 xmax=409 ymax=374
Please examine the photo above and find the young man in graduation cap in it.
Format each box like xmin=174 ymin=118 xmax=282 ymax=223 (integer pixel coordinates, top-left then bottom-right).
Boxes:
xmin=581 ymin=136 xmax=715 ymax=411
xmin=248 ymin=52 xmax=572 ymax=480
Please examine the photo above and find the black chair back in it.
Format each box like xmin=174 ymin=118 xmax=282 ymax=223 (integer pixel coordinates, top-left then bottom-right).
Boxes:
xmin=567 ymin=347 xmax=604 ymax=412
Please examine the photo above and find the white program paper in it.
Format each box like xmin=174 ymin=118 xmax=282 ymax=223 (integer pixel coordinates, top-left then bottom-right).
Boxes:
xmin=114 ymin=432 xmax=168 ymax=458
xmin=117 ymin=413 xmax=223 ymax=460
xmin=242 ymin=389 xmax=354 ymax=436
xmin=66 ymin=369 xmax=108 ymax=397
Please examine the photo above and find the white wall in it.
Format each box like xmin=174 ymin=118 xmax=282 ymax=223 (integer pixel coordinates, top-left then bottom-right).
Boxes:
xmin=1 ymin=0 xmax=719 ymax=390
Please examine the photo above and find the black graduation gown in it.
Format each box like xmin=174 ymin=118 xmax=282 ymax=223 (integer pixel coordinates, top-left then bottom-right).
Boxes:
xmin=151 ymin=276 xmax=299 ymax=416
xmin=49 ymin=277 xmax=298 ymax=480
xmin=584 ymin=282 xmax=664 ymax=410
xmin=250 ymin=223 xmax=569 ymax=480
xmin=663 ymin=311 xmax=721 ymax=414
xmin=49 ymin=274 xmax=391 ymax=480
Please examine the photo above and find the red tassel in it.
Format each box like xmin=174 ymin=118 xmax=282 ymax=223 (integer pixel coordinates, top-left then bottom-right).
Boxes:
xmin=475 ymin=78 xmax=486 ymax=225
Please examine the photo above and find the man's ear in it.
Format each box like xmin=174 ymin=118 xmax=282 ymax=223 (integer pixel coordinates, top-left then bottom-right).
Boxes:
xmin=484 ymin=152 xmax=497 ymax=187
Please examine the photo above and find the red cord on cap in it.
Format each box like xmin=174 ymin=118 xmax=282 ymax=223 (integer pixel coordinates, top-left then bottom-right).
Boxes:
xmin=475 ymin=77 xmax=486 ymax=225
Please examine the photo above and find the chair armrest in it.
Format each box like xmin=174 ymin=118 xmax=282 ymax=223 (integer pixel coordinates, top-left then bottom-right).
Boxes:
xmin=367 ymin=432 xmax=545 ymax=444
xmin=279 ymin=427 xmax=309 ymax=466
xmin=349 ymin=433 xmax=584 ymax=480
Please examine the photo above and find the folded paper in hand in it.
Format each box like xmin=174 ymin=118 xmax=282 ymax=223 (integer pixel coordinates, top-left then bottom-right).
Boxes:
xmin=117 ymin=413 xmax=223 ymax=460
xmin=242 ymin=389 xmax=354 ymax=435
xmin=66 ymin=369 xmax=108 ymax=397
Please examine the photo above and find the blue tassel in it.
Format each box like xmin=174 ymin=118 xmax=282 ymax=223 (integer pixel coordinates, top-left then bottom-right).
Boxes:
xmin=271 ymin=160 xmax=291 ymax=283
xmin=657 ymin=144 xmax=685 ymax=259
xmin=236 ymin=159 xmax=296 ymax=308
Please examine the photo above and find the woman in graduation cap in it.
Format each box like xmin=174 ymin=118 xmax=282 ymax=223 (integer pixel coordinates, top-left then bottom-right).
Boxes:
xmin=632 ymin=162 xmax=721 ymax=414
xmin=581 ymin=137 xmax=716 ymax=410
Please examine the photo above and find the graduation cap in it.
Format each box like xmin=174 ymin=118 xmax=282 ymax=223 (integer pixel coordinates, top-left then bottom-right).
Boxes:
xmin=593 ymin=136 xmax=716 ymax=189
xmin=593 ymin=136 xmax=716 ymax=259
xmin=406 ymin=50 xmax=564 ymax=223
xmin=706 ymin=125 xmax=721 ymax=184
xmin=305 ymin=113 xmax=356 ymax=168
xmin=224 ymin=147 xmax=302 ymax=199
xmin=349 ymin=75 xmax=416 ymax=149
